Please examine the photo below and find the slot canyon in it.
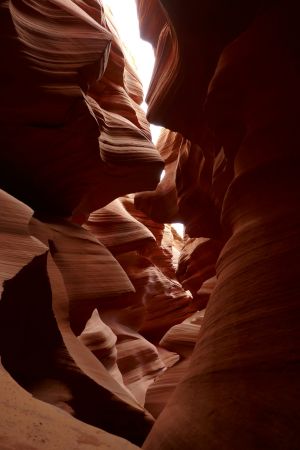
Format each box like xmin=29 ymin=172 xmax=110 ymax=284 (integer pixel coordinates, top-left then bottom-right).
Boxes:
xmin=0 ymin=0 xmax=299 ymax=449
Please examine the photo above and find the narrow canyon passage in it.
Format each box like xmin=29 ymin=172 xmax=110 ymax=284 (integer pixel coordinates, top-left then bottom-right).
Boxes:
xmin=0 ymin=1 xmax=299 ymax=450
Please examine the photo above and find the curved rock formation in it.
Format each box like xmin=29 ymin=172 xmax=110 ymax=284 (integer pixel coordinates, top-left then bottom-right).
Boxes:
xmin=135 ymin=129 xmax=182 ymax=224
xmin=0 ymin=363 xmax=139 ymax=450
xmin=84 ymin=198 xmax=155 ymax=254
xmin=79 ymin=309 xmax=124 ymax=385
xmin=141 ymin=2 xmax=300 ymax=450
xmin=176 ymin=238 xmax=221 ymax=309
xmin=134 ymin=126 xmax=229 ymax=240
xmin=0 ymin=190 xmax=154 ymax=445
xmin=137 ymin=0 xmax=277 ymax=142
xmin=0 ymin=1 xmax=165 ymax=445
xmin=2 ymin=0 xmax=300 ymax=448
xmin=84 ymin=195 xmax=198 ymax=343
xmin=145 ymin=311 xmax=205 ymax=419
xmin=1 ymin=0 xmax=163 ymax=219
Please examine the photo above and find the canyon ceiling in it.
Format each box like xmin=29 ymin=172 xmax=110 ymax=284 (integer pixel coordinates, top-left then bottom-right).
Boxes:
xmin=0 ymin=0 xmax=299 ymax=449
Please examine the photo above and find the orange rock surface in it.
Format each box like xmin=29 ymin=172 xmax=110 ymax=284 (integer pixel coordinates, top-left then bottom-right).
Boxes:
xmin=1 ymin=0 xmax=300 ymax=449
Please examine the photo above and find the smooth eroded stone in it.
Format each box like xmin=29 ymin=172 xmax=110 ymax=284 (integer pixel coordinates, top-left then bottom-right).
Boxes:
xmin=84 ymin=198 xmax=155 ymax=254
xmin=0 ymin=363 xmax=140 ymax=450
xmin=0 ymin=0 xmax=163 ymax=218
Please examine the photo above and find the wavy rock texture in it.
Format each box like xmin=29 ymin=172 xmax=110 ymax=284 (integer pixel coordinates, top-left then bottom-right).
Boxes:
xmin=0 ymin=0 xmax=168 ymax=447
xmin=73 ymin=3 xmax=164 ymax=218
xmin=176 ymin=238 xmax=221 ymax=309
xmin=0 ymin=0 xmax=163 ymax=218
xmin=159 ymin=311 xmax=205 ymax=359
xmin=0 ymin=191 xmax=154 ymax=446
xmin=85 ymin=198 xmax=155 ymax=254
xmin=139 ymin=1 xmax=300 ymax=450
xmin=0 ymin=1 xmax=201 ymax=447
xmin=83 ymin=195 xmax=197 ymax=405
xmin=30 ymin=217 xmax=135 ymax=335
xmin=135 ymin=129 xmax=182 ymax=224
xmin=85 ymin=197 xmax=198 ymax=343
xmin=106 ymin=322 xmax=166 ymax=406
xmin=2 ymin=0 xmax=299 ymax=448
xmin=145 ymin=311 xmax=205 ymax=419
xmin=136 ymin=0 xmax=166 ymax=50
xmin=79 ymin=309 xmax=124 ymax=385
xmin=137 ymin=0 xmax=275 ymax=142
xmin=134 ymin=126 xmax=231 ymax=240
xmin=0 ymin=189 xmax=48 ymax=297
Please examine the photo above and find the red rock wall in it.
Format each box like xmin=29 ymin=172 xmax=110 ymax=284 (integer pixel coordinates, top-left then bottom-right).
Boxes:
xmin=0 ymin=0 xmax=167 ymax=447
xmin=136 ymin=1 xmax=300 ymax=449
xmin=1 ymin=0 xmax=300 ymax=449
xmin=1 ymin=1 xmax=206 ymax=448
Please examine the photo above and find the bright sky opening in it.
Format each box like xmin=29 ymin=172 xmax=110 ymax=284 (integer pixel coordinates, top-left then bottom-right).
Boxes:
xmin=102 ymin=0 xmax=161 ymax=144
xmin=102 ymin=0 xmax=184 ymax=238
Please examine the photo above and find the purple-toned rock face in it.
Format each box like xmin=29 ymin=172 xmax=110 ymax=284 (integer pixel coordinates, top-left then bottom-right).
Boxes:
xmin=1 ymin=1 xmax=300 ymax=449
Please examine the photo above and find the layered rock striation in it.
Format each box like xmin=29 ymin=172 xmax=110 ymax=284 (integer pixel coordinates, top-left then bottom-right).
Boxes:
xmin=136 ymin=1 xmax=300 ymax=449
xmin=0 ymin=0 xmax=166 ymax=447
xmin=1 ymin=0 xmax=299 ymax=449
